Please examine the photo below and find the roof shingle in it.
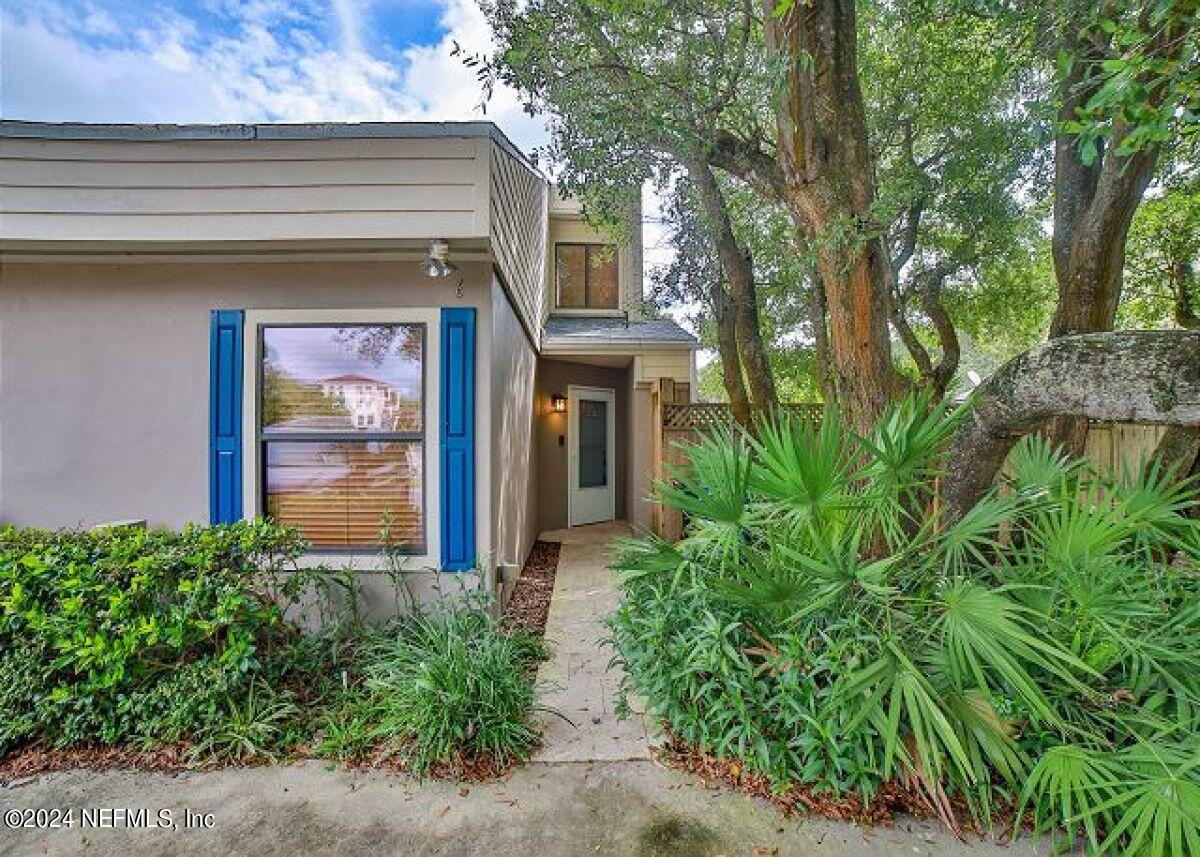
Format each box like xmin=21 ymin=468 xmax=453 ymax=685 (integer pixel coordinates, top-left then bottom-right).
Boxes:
xmin=542 ymin=315 xmax=698 ymax=348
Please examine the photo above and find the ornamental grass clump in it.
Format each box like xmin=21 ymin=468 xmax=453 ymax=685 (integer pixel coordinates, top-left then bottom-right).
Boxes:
xmin=608 ymin=395 xmax=1200 ymax=856
xmin=324 ymin=606 xmax=550 ymax=776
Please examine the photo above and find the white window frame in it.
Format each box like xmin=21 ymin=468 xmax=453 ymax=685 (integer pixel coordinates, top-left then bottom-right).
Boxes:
xmin=241 ymin=308 xmax=441 ymax=570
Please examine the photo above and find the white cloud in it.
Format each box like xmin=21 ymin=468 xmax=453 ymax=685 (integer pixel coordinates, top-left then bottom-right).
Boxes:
xmin=80 ymin=2 xmax=120 ymax=37
xmin=332 ymin=0 xmax=365 ymax=55
xmin=0 ymin=0 xmax=543 ymax=143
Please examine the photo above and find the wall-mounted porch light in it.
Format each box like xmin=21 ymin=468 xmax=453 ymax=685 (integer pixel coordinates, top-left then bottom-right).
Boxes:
xmin=551 ymin=393 xmax=568 ymax=413
xmin=421 ymin=239 xmax=457 ymax=278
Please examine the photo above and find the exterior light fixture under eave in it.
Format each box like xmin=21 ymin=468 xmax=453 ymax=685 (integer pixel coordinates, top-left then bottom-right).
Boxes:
xmin=422 ymin=239 xmax=458 ymax=278
xmin=551 ymin=394 xmax=568 ymax=413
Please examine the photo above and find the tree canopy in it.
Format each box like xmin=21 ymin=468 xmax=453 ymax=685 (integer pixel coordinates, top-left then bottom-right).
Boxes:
xmin=475 ymin=0 xmax=1200 ymax=437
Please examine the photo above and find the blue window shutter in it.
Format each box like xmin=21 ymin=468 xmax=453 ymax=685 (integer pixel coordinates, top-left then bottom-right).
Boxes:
xmin=440 ymin=307 xmax=476 ymax=571
xmin=209 ymin=309 xmax=244 ymax=524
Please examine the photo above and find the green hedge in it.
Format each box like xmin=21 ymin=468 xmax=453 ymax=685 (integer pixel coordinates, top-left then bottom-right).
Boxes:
xmin=0 ymin=520 xmax=307 ymax=750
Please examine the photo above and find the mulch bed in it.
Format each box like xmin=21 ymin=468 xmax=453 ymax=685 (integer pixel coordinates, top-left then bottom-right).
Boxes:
xmin=656 ymin=734 xmax=1021 ymax=841
xmin=0 ymin=740 xmax=525 ymax=786
xmin=501 ymin=540 xmax=561 ymax=637
xmin=0 ymin=743 xmax=192 ymax=784
xmin=655 ymin=736 xmax=918 ymax=826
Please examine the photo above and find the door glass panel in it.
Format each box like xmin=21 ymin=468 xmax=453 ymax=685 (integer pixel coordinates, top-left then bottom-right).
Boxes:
xmin=578 ymin=398 xmax=608 ymax=489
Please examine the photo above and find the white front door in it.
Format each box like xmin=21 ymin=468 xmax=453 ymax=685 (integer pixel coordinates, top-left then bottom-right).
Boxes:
xmin=568 ymin=385 xmax=616 ymax=526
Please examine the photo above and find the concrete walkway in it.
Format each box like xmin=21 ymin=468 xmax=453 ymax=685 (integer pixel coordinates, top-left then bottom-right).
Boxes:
xmin=0 ymin=760 xmax=1050 ymax=857
xmin=532 ymin=521 xmax=654 ymax=763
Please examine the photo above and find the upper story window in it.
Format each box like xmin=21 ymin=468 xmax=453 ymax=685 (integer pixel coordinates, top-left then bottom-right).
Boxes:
xmin=258 ymin=324 xmax=425 ymax=552
xmin=556 ymin=243 xmax=619 ymax=309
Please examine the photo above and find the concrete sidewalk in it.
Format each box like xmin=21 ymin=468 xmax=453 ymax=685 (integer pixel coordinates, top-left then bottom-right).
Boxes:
xmin=0 ymin=761 xmax=1050 ymax=857
xmin=531 ymin=521 xmax=654 ymax=763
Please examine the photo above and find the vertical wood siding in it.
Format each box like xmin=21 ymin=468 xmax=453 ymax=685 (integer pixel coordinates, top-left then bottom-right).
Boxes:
xmin=489 ymin=146 xmax=548 ymax=338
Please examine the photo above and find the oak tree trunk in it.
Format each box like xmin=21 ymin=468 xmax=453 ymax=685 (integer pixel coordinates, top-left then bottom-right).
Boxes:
xmin=689 ymin=160 xmax=778 ymax=412
xmin=711 ymin=281 xmax=753 ymax=427
xmin=944 ymin=331 xmax=1200 ymax=520
xmin=1152 ymin=424 xmax=1200 ymax=483
xmin=809 ymin=276 xmax=834 ymax=401
xmin=1042 ymin=15 xmax=1183 ymax=454
xmin=763 ymin=0 xmax=894 ymax=431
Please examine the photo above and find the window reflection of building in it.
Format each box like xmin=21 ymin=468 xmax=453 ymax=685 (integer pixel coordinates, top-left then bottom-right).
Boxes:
xmin=260 ymin=323 xmax=426 ymax=552
xmin=319 ymin=374 xmax=416 ymax=431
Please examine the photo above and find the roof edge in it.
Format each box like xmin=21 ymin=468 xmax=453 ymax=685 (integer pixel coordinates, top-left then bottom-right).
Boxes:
xmin=0 ymin=119 xmax=541 ymax=176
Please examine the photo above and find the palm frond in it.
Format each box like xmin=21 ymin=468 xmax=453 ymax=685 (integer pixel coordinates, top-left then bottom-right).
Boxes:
xmin=934 ymin=579 xmax=1091 ymax=722
xmin=1018 ymin=744 xmax=1119 ymax=851
xmin=1006 ymin=433 xmax=1088 ymax=498
xmin=748 ymin=405 xmax=856 ymax=528
xmin=1095 ymin=743 xmax=1200 ymax=857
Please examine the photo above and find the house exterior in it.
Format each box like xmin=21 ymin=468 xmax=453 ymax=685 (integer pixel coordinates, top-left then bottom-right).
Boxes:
xmin=0 ymin=120 xmax=696 ymax=610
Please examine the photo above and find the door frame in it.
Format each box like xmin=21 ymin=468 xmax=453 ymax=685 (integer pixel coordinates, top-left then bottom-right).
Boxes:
xmin=566 ymin=384 xmax=617 ymax=527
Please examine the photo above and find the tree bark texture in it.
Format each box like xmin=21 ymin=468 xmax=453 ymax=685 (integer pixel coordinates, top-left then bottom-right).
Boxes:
xmin=1047 ymin=16 xmax=1181 ymax=338
xmin=1172 ymin=260 xmax=1199 ymax=329
xmin=1042 ymin=15 xmax=1190 ymax=455
xmin=1152 ymin=424 xmax=1200 ymax=481
xmin=689 ymin=160 xmax=779 ymax=412
xmin=762 ymin=0 xmax=893 ymax=431
xmin=943 ymin=331 xmax=1200 ymax=520
xmin=809 ymin=276 xmax=834 ymax=401
xmin=710 ymin=281 xmax=752 ymax=427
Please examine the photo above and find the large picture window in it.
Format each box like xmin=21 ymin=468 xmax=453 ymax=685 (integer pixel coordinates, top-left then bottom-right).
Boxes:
xmin=258 ymin=324 xmax=425 ymax=551
xmin=555 ymin=243 xmax=619 ymax=309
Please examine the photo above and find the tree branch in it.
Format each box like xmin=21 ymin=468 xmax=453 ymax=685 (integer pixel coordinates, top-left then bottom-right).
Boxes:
xmin=708 ymin=130 xmax=787 ymax=201
xmin=944 ymin=330 xmax=1200 ymax=519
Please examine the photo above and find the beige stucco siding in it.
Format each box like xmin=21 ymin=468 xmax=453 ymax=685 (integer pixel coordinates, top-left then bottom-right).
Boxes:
xmin=0 ymin=136 xmax=492 ymax=243
xmin=634 ymin=351 xmax=693 ymax=386
xmin=488 ymin=277 xmax=539 ymax=575
xmin=0 ymin=260 xmax=493 ymax=571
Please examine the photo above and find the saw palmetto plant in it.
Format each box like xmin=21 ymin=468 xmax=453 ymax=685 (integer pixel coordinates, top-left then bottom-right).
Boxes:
xmin=608 ymin=395 xmax=1200 ymax=855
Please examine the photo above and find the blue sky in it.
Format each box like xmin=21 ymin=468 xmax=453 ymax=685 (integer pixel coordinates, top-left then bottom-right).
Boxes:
xmin=0 ymin=0 xmax=547 ymax=152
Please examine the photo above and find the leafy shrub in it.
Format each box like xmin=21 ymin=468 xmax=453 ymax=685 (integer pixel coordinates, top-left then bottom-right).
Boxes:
xmin=0 ymin=520 xmax=309 ymax=751
xmin=609 ymin=396 xmax=1200 ymax=856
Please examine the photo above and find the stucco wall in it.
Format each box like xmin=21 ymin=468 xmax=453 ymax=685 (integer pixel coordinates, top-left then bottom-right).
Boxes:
xmin=534 ymin=358 xmax=629 ymax=532
xmin=0 ymin=260 xmax=494 ymax=567
xmin=489 ymin=275 xmax=539 ymax=580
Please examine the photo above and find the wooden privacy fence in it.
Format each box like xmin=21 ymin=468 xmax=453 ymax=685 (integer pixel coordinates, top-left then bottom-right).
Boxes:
xmin=651 ymin=400 xmax=1169 ymax=541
